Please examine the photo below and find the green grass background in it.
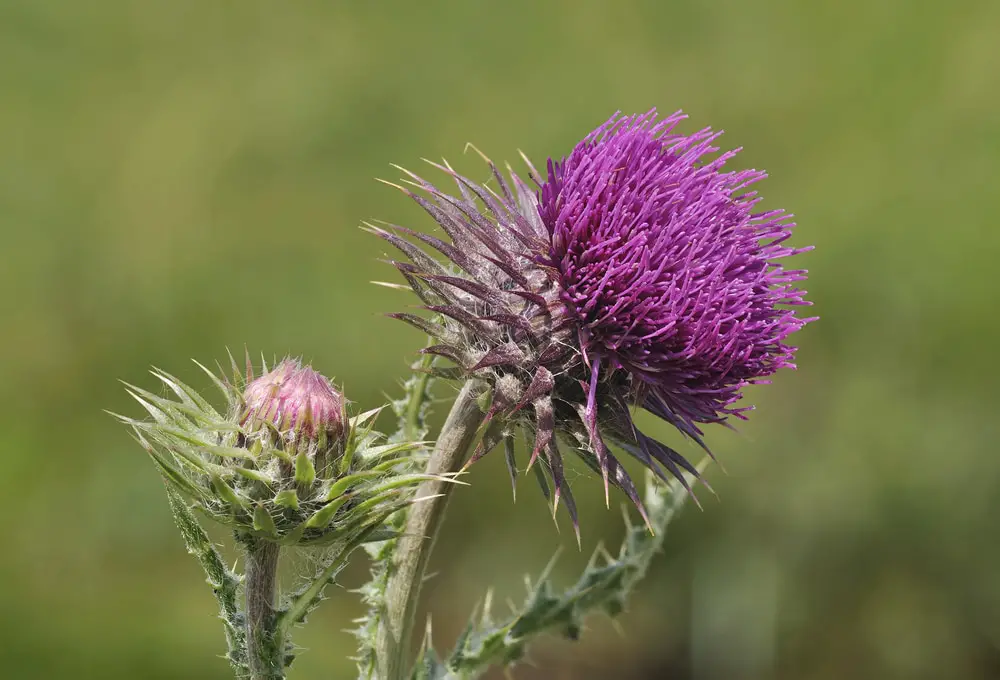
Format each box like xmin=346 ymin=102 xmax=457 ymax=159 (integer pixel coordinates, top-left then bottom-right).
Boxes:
xmin=1 ymin=1 xmax=997 ymax=678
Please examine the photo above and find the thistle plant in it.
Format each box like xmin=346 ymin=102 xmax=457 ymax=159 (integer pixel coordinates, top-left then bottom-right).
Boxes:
xmin=371 ymin=109 xmax=812 ymax=679
xmin=119 ymin=108 xmax=812 ymax=680
xmin=116 ymin=355 xmax=445 ymax=679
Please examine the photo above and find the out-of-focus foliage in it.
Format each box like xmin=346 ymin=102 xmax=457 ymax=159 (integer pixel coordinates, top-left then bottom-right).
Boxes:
xmin=1 ymin=1 xmax=997 ymax=678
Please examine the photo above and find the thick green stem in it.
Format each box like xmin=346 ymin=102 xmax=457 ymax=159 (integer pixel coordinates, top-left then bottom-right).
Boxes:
xmin=244 ymin=538 xmax=283 ymax=680
xmin=376 ymin=380 xmax=485 ymax=680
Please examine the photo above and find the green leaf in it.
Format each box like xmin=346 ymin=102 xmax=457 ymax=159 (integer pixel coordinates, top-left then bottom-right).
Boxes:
xmin=164 ymin=487 xmax=248 ymax=678
xmin=433 ymin=465 xmax=706 ymax=678
xmin=346 ymin=488 xmax=407 ymax=517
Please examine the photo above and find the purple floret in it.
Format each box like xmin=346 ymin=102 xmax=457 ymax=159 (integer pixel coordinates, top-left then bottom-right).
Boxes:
xmin=539 ymin=110 xmax=812 ymax=443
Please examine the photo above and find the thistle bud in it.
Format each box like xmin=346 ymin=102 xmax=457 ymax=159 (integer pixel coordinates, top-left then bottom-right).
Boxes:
xmin=240 ymin=359 xmax=346 ymax=479
xmin=117 ymin=353 xmax=434 ymax=547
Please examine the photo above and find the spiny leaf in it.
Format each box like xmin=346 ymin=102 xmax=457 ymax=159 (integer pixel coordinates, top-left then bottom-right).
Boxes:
xmin=427 ymin=466 xmax=704 ymax=678
xmin=164 ymin=487 xmax=247 ymax=678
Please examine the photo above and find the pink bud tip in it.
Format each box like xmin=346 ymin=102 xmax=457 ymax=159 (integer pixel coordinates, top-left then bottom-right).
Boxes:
xmin=242 ymin=359 xmax=344 ymax=442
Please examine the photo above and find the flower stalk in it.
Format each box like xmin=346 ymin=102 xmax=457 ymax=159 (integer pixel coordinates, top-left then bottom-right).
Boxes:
xmin=377 ymin=379 xmax=486 ymax=680
xmin=243 ymin=536 xmax=284 ymax=680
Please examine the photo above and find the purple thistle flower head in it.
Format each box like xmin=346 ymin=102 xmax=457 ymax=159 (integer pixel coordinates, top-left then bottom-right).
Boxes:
xmin=538 ymin=111 xmax=812 ymax=443
xmin=374 ymin=109 xmax=813 ymax=530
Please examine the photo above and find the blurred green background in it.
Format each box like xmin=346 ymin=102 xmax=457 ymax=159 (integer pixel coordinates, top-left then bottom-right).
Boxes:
xmin=2 ymin=1 xmax=997 ymax=678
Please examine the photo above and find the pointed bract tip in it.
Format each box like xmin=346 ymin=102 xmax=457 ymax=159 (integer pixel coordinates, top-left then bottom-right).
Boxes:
xmin=463 ymin=142 xmax=491 ymax=164
xmin=374 ymin=177 xmax=410 ymax=194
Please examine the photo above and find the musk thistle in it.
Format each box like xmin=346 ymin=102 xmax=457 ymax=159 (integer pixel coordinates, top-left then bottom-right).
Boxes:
xmin=117 ymin=107 xmax=815 ymax=680
xmin=374 ymin=109 xmax=813 ymax=529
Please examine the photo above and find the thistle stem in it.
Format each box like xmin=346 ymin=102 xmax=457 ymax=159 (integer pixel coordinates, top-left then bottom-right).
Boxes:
xmin=377 ymin=380 xmax=485 ymax=680
xmin=243 ymin=537 xmax=283 ymax=680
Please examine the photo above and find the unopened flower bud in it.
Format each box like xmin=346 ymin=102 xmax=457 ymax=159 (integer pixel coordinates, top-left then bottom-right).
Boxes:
xmin=118 ymin=352 xmax=436 ymax=546
xmin=241 ymin=359 xmax=346 ymax=474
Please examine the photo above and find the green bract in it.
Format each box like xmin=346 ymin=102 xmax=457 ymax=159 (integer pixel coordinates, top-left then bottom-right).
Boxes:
xmin=115 ymin=354 xmax=441 ymax=547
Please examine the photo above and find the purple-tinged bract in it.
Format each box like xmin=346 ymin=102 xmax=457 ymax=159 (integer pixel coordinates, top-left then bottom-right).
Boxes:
xmin=374 ymin=109 xmax=813 ymax=530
